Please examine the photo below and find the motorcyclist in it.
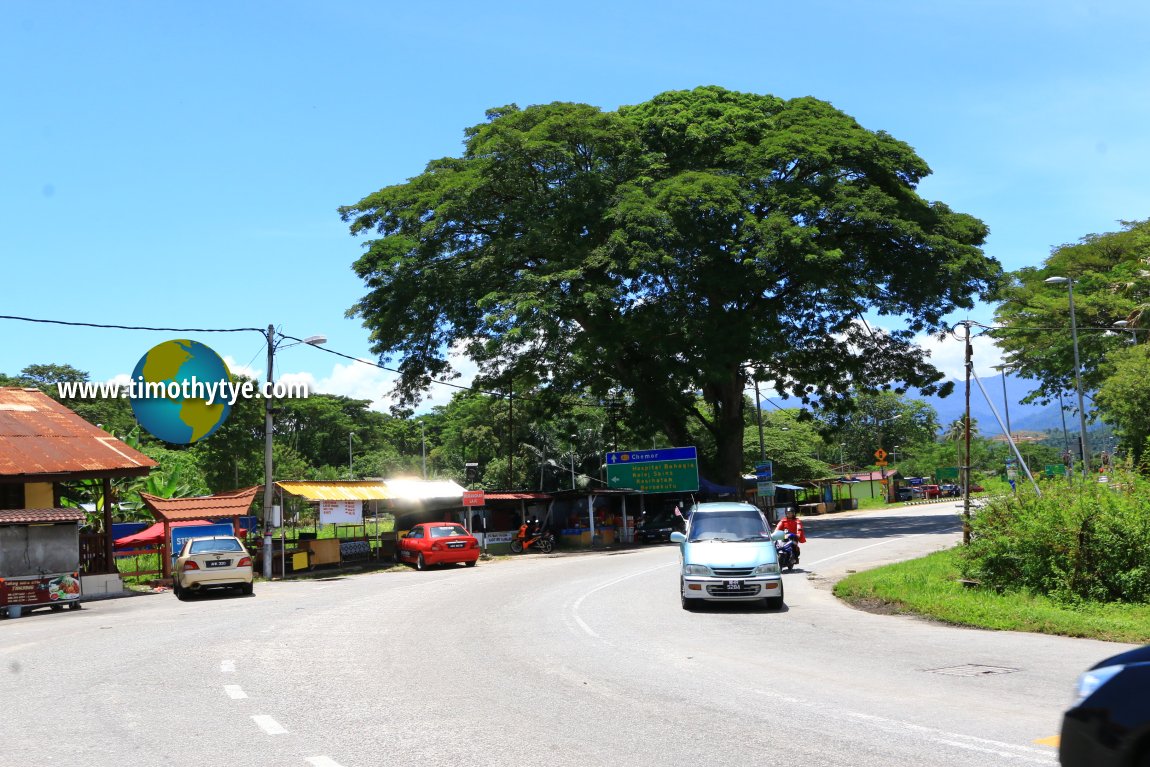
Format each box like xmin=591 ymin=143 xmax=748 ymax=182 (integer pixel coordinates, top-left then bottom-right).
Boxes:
xmin=774 ymin=507 xmax=806 ymax=560
xmin=517 ymin=521 xmax=530 ymax=542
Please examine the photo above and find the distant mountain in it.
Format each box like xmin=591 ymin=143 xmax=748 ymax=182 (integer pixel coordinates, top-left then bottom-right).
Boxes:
xmin=919 ymin=372 xmax=1069 ymax=435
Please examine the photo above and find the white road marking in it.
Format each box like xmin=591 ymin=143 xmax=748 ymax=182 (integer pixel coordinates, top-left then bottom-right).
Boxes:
xmin=252 ymin=715 xmax=288 ymax=735
xmin=224 ymin=685 xmax=247 ymax=699
xmin=306 ymin=757 xmax=346 ymax=767
xmin=220 ymin=660 xmax=236 ymax=673
xmin=571 ymin=562 xmax=678 ymax=638
xmin=805 ymin=535 xmax=924 ymax=568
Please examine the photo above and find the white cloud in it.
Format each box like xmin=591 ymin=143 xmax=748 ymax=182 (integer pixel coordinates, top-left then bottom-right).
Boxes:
xmin=295 ymin=348 xmax=481 ymax=414
xmin=914 ymin=331 xmax=1004 ymax=380
xmin=222 ymin=355 xmax=261 ymax=382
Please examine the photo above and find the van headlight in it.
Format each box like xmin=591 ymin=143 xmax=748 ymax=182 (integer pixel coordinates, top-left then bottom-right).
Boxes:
xmin=754 ymin=563 xmax=781 ymax=575
xmin=683 ymin=564 xmax=710 ymax=575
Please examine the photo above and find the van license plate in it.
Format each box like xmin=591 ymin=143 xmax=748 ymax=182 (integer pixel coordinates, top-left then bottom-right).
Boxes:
xmin=723 ymin=580 xmax=744 ymax=591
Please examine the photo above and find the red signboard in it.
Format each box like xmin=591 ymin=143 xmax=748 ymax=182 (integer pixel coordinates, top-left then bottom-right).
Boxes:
xmin=462 ymin=490 xmax=485 ymax=507
xmin=0 ymin=573 xmax=82 ymax=607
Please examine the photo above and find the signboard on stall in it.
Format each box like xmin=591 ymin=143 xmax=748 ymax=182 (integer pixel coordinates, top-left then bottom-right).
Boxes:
xmin=606 ymin=447 xmax=700 ymax=493
xmin=462 ymin=490 xmax=485 ymax=507
xmin=318 ymin=500 xmax=364 ymax=525
xmin=0 ymin=573 xmax=82 ymax=607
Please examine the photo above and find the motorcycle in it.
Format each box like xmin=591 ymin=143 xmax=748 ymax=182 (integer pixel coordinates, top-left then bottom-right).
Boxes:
xmin=510 ymin=527 xmax=555 ymax=554
xmin=775 ymin=531 xmax=800 ymax=571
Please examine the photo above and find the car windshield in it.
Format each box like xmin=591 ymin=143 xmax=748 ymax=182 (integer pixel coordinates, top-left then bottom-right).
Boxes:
xmin=189 ymin=538 xmax=243 ymax=554
xmin=430 ymin=524 xmax=469 ymax=538
xmin=688 ymin=511 xmax=769 ymax=542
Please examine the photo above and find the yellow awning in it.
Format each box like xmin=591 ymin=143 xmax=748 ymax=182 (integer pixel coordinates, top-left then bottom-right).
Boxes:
xmin=276 ymin=481 xmax=391 ymax=501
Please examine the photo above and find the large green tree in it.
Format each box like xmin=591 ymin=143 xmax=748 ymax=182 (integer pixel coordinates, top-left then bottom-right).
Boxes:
xmin=992 ymin=219 xmax=1150 ymax=405
xmin=340 ymin=87 xmax=999 ymax=485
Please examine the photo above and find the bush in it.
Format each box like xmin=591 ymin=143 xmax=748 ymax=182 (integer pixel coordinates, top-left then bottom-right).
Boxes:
xmin=961 ymin=472 xmax=1150 ymax=604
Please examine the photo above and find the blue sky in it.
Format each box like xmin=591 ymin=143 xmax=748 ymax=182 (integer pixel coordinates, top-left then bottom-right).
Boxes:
xmin=3 ymin=1 xmax=1149 ymax=411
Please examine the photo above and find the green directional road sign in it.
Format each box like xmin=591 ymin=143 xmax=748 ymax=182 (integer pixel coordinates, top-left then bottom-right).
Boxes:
xmin=606 ymin=447 xmax=700 ymax=493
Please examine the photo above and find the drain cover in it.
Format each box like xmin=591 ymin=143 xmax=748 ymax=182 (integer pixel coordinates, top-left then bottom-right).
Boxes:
xmin=925 ymin=664 xmax=1019 ymax=677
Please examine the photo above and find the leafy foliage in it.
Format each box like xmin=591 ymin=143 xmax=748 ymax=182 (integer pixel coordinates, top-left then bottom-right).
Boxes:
xmin=341 ymin=86 xmax=999 ymax=484
xmin=962 ymin=474 xmax=1150 ymax=603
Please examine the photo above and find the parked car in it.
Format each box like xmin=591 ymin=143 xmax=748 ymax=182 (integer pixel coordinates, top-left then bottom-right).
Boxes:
xmin=397 ymin=522 xmax=480 ymax=570
xmin=939 ymin=483 xmax=959 ymax=497
xmin=670 ymin=502 xmax=783 ymax=611
xmin=174 ymin=535 xmax=253 ymax=600
xmin=894 ymin=487 xmax=913 ymax=502
xmin=1059 ymin=644 xmax=1150 ymax=766
xmin=922 ymin=484 xmax=942 ymax=499
xmin=636 ymin=512 xmax=683 ymax=544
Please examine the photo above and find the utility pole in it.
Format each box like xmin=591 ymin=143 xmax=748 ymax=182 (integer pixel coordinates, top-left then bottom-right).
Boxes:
xmin=963 ymin=321 xmax=972 ymax=545
xmin=754 ymin=378 xmax=766 ymax=462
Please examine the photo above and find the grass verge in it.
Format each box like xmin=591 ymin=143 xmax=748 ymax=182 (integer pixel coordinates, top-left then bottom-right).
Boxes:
xmin=833 ymin=546 xmax=1150 ymax=644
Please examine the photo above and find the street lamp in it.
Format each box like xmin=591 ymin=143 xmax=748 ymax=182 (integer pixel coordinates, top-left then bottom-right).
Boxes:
xmin=893 ymin=445 xmax=900 ymax=465
xmin=1045 ymin=276 xmax=1090 ymax=479
xmin=992 ymin=364 xmax=1013 ymax=440
xmin=420 ymin=421 xmax=427 ymax=480
xmin=1113 ymin=320 xmax=1138 ymax=344
xmin=348 ymin=431 xmax=355 ymax=480
xmin=569 ymin=434 xmax=577 ymax=491
xmin=263 ymin=327 xmax=326 ymax=580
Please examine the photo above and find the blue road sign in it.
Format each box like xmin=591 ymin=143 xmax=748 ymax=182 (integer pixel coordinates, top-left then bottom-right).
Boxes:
xmin=606 ymin=446 xmax=697 ymax=464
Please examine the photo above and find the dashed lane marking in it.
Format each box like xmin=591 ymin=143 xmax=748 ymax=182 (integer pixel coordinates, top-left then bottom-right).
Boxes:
xmin=252 ymin=715 xmax=288 ymax=735
xmin=224 ymin=685 xmax=248 ymax=699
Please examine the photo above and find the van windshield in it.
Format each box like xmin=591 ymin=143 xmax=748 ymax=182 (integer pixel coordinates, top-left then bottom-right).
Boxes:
xmin=688 ymin=511 xmax=769 ymax=542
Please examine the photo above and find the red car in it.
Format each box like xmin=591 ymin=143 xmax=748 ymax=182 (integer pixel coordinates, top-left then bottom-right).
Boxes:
xmin=396 ymin=522 xmax=480 ymax=570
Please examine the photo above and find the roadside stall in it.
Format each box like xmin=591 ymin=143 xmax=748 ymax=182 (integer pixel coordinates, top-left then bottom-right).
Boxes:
xmin=137 ymin=487 xmax=260 ymax=580
xmin=0 ymin=508 xmax=86 ymax=618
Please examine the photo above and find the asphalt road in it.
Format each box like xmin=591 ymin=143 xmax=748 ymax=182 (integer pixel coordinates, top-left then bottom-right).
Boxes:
xmin=1 ymin=502 xmax=1131 ymax=767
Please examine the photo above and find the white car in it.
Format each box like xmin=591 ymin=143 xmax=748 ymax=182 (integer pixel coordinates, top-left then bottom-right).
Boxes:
xmin=173 ymin=536 xmax=254 ymax=600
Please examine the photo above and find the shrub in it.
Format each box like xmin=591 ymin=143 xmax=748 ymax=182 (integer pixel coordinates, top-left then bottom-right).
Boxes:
xmin=961 ymin=472 xmax=1150 ymax=604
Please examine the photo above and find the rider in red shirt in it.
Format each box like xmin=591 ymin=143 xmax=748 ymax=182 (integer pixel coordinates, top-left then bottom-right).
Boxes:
xmin=774 ymin=507 xmax=806 ymax=556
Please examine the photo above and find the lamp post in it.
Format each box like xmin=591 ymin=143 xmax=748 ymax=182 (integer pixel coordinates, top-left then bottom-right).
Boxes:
xmin=263 ymin=327 xmax=326 ymax=580
xmin=348 ymin=432 xmax=354 ymax=480
xmin=893 ymin=445 xmax=900 ymax=466
xmin=753 ymin=378 xmax=766 ymax=462
xmin=569 ymin=434 xmax=578 ymax=491
xmin=993 ymin=364 xmax=1013 ymax=441
xmin=420 ymin=421 xmax=427 ymax=480
xmin=1045 ymin=276 xmax=1090 ymax=479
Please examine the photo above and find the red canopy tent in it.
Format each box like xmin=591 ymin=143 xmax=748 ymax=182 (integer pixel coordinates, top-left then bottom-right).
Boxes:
xmin=114 ymin=519 xmax=253 ymax=547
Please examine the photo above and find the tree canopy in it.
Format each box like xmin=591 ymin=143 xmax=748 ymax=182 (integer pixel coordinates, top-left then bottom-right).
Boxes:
xmin=992 ymin=219 xmax=1150 ymax=459
xmin=343 ymin=87 xmax=1000 ymax=485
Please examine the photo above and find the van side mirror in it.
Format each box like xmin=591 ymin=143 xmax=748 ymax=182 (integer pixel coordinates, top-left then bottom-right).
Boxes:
xmin=670 ymin=532 xmax=686 ymax=543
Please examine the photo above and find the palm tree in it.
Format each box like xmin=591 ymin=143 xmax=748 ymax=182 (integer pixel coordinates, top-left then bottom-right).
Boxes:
xmin=944 ymin=417 xmax=978 ymax=477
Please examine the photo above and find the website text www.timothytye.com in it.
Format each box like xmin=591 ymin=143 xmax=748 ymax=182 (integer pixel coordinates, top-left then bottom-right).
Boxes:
xmin=57 ymin=377 xmax=310 ymax=406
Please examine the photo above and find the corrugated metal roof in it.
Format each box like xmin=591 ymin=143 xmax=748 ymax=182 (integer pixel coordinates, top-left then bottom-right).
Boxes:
xmin=0 ymin=388 xmax=156 ymax=478
xmin=0 ymin=508 xmax=86 ymax=525
xmin=140 ymin=486 xmax=260 ymax=521
xmin=276 ymin=481 xmax=391 ymax=501
xmin=484 ymin=492 xmax=552 ymax=501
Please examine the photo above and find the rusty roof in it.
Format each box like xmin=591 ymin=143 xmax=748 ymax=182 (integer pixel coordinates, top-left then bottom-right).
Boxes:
xmin=0 ymin=388 xmax=156 ymax=480
xmin=0 ymin=508 xmax=86 ymax=525
xmin=140 ymin=486 xmax=260 ymax=522
xmin=484 ymin=492 xmax=552 ymax=501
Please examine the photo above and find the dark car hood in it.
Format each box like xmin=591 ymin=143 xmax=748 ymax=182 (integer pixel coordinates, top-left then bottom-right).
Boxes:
xmin=1092 ymin=644 xmax=1150 ymax=670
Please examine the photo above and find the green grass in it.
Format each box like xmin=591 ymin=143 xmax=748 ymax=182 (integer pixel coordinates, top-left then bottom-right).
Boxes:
xmin=833 ymin=546 xmax=1150 ymax=644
